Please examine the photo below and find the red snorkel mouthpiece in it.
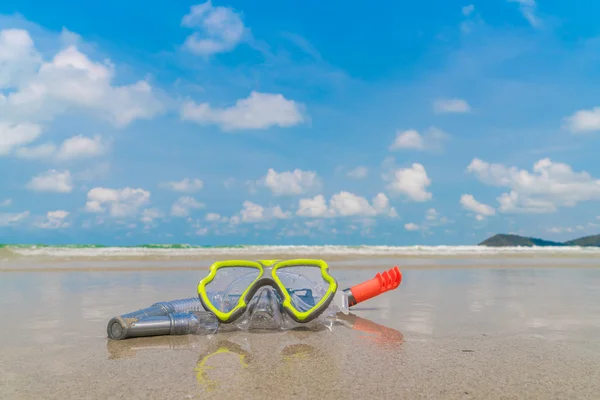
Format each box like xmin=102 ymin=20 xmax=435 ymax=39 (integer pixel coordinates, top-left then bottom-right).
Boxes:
xmin=343 ymin=266 xmax=402 ymax=307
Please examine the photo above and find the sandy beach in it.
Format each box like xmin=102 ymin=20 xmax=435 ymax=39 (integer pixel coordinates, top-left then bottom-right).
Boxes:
xmin=1 ymin=255 xmax=600 ymax=399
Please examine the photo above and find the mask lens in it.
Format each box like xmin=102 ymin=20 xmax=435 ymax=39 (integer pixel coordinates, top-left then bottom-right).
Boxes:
xmin=205 ymin=267 xmax=260 ymax=313
xmin=275 ymin=266 xmax=331 ymax=312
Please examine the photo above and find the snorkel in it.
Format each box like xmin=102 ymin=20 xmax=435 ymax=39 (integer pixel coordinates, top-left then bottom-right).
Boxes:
xmin=107 ymin=261 xmax=402 ymax=340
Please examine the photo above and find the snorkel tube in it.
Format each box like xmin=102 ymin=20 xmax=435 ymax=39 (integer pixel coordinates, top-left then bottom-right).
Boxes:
xmin=343 ymin=266 xmax=402 ymax=307
xmin=107 ymin=298 xmax=219 ymax=340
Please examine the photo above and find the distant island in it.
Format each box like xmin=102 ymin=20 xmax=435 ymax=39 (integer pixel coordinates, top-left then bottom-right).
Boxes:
xmin=479 ymin=233 xmax=600 ymax=247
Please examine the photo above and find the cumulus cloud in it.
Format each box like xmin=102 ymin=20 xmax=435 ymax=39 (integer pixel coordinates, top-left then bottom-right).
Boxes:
xmin=0 ymin=199 xmax=11 ymax=207
xmin=432 ymin=98 xmax=471 ymax=114
xmin=181 ymin=1 xmax=247 ymax=56
xmin=16 ymin=134 xmax=108 ymax=161
xmin=404 ymin=222 xmax=420 ymax=231
xmin=564 ymin=107 xmax=600 ymax=133
xmin=171 ymin=196 xmax=205 ymax=217
xmin=347 ymin=166 xmax=368 ymax=179
xmin=205 ymin=212 xmax=223 ymax=221
xmin=259 ymin=168 xmax=321 ymax=196
xmin=160 ymin=178 xmax=204 ymax=193
xmin=56 ymin=135 xmax=107 ymax=161
xmin=467 ymin=158 xmax=600 ymax=213
xmin=296 ymin=192 xmax=397 ymax=218
xmin=0 ymin=29 xmax=41 ymax=88
xmin=0 ymin=210 xmax=30 ymax=227
xmin=35 ymin=210 xmax=70 ymax=229
xmin=233 ymin=201 xmax=291 ymax=223
xmin=180 ymin=91 xmax=305 ymax=131
xmin=26 ymin=169 xmax=73 ymax=193
xmin=140 ymin=208 xmax=164 ymax=223
xmin=85 ymin=187 xmax=151 ymax=217
xmin=385 ymin=163 xmax=432 ymax=202
xmin=547 ymin=226 xmax=583 ymax=234
xmin=426 ymin=208 xmax=438 ymax=221
xmin=215 ymin=202 xmax=290 ymax=224
xmin=0 ymin=29 xmax=163 ymax=127
xmin=0 ymin=122 xmax=42 ymax=155
xmin=460 ymin=194 xmax=496 ymax=220
xmin=389 ymin=127 xmax=449 ymax=152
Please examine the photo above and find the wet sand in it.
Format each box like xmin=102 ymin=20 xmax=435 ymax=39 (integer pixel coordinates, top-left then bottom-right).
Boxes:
xmin=1 ymin=258 xmax=600 ymax=399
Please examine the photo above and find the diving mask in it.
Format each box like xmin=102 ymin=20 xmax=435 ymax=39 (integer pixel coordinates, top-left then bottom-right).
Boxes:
xmin=197 ymin=259 xmax=338 ymax=324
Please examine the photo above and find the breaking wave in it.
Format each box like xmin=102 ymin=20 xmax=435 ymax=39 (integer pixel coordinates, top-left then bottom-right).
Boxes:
xmin=2 ymin=243 xmax=600 ymax=261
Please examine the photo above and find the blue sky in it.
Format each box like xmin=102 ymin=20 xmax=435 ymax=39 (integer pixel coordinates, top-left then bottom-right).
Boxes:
xmin=2 ymin=0 xmax=600 ymax=246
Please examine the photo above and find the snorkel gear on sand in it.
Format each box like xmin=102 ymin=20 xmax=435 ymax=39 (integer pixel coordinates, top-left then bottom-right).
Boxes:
xmin=107 ymin=259 xmax=402 ymax=340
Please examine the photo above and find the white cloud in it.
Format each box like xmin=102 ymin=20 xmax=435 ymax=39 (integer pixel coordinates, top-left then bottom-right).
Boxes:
xmin=347 ymin=166 xmax=368 ymax=179
xmin=296 ymin=195 xmax=329 ymax=218
xmin=0 ymin=29 xmax=41 ymax=89
xmin=141 ymin=208 xmax=163 ymax=223
xmin=231 ymin=201 xmax=291 ymax=223
xmin=35 ymin=210 xmax=70 ymax=229
xmin=55 ymin=135 xmax=107 ymax=161
xmin=460 ymin=194 xmax=496 ymax=220
xmin=507 ymin=0 xmax=541 ymax=28
xmin=160 ymin=178 xmax=204 ymax=193
xmin=547 ymin=225 xmax=582 ymax=234
xmin=462 ymin=4 xmax=475 ymax=16
xmin=259 ymin=168 xmax=320 ymax=196
xmin=389 ymin=127 xmax=449 ymax=152
xmin=426 ymin=208 xmax=438 ymax=221
xmin=385 ymin=163 xmax=432 ymax=202
xmin=0 ymin=199 xmax=11 ymax=207
xmin=181 ymin=1 xmax=247 ymax=56
xmin=85 ymin=187 xmax=151 ymax=217
xmin=0 ymin=29 xmax=163 ymax=127
xmin=180 ymin=91 xmax=305 ymax=131
xmin=26 ymin=169 xmax=73 ymax=193
xmin=404 ymin=223 xmax=420 ymax=231
xmin=171 ymin=196 xmax=205 ymax=217
xmin=0 ymin=210 xmax=30 ymax=227
xmin=564 ymin=107 xmax=600 ymax=133
xmin=296 ymin=192 xmax=397 ymax=218
xmin=432 ymin=98 xmax=471 ymax=114
xmin=467 ymin=158 xmax=600 ymax=213
xmin=0 ymin=122 xmax=42 ymax=155
xmin=390 ymin=129 xmax=423 ymax=150
xmin=16 ymin=134 xmax=108 ymax=161
xmin=422 ymin=208 xmax=449 ymax=228
xmin=205 ymin=212 xmax=222 ymax=221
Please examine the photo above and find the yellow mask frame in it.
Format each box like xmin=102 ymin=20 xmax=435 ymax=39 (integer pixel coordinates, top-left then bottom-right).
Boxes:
xmin=197 ymin=259 xmax=338 ymax=324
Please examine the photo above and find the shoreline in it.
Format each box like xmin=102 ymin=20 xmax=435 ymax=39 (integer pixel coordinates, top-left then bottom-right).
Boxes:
xmin=2 ymin=256 xmax=600 ymax=273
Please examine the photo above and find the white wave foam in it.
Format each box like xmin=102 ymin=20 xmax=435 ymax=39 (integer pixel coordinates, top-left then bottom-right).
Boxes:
xmin=6 ymin=245 xmax=600 ymax=259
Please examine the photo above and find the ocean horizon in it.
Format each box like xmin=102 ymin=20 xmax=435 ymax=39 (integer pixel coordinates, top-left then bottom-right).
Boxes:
xmin=3 ymin=243 xmax=600 ymax=261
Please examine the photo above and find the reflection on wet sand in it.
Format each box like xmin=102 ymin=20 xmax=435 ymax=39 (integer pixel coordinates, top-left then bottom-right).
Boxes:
xmin=106 ymin=312 xmax=404 ymax=393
